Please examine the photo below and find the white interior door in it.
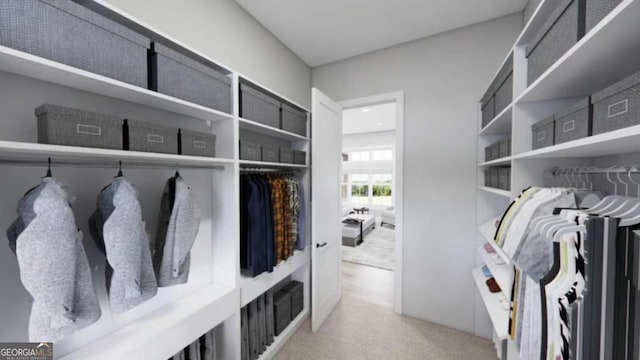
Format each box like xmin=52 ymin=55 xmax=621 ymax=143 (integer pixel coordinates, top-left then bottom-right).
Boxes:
xmin=311 ymin=88 xmax=343 ymax=332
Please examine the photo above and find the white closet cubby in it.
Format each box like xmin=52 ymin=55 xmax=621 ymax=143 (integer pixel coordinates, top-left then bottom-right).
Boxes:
xmin=0 ymin=1 xmax=311 ymax=359
xmin=474 ymin=0 xmax=640 ymax=358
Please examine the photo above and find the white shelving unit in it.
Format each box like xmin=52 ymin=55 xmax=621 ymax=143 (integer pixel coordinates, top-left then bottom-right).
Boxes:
xmin=471 ymin=268 xmax=509 ymax=340
xmin=475 ymin=0 xmax=640 ymax=359
xmin=0 ymin=2 xmax=312 ymax=360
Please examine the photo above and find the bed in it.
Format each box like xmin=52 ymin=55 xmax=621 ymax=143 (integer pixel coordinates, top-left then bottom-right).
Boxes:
xmin=342 ymin=214 xmax=376 ymax=247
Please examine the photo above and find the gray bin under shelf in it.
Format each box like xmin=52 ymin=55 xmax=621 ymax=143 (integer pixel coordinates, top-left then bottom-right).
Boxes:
xmin=485 ymin=145 xmax=493 ymax=162
xmin=532 ymin=116 xmax=555 ymax=150
xmin=152 ymin=42 xmax=232 ymax=113
xmin=274 ymin=290 xmax=291 ymax=336
xmin=282 ymin=281 xmax=304 ymax=320
xmin=293 ymin=150 xmax=306 ymax=165
xmin=241 ymin=83 xmax=281 ymax=129
xmin=281 ymin=103 xmax=307 ymax=137
xmin=36 ymin=103 xmax=123 ymax=150
xmin=554 ymin=97 xmax=591 ymax=144
xmin=240 ymin=140 xmax=262 ymax=161
xmin=125 ymin=119 xmax=178 ymax=154
xmin=586 ymin=0 xmax=623 ymax=33
xmin=494 ymin=56 xmax=513 ymax=115
xmin=526 ymin=0 xmax=585 ymax=85
xmin=0 ymin=0 xmax=149 ymax=88
xmin=498 ymin=168 xmax=511 ymax=191
xmin=498 ymin=137 xmax=511 ymax=159
xmin=481 ymin=89 xmax=495 ymax=128
xmin=179 ymin=129 xmax=216 ymax=157
xmin=262 ymin=144 xmax=279 ymax=163
xmin=592 ymin=70 xmax=640 ymax=135
xmin=280 ymin=148 xmax=293 ymax=163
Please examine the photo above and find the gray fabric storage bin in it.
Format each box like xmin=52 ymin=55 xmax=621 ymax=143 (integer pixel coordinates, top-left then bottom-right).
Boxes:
xmin=281 ymin=103 xmax=307 ymax=136
xmin=592 ymin=71 xmax=640 ymax=135
xmin=274 ymin=290 xmax=291 ymax=336
xmin=490 ymin=142 xmax=500 ymax=160
xmin=481 ymin=89 xmax=495 ymax=128
xmin=124 ymin=119 xmax=178 ymax=154
xmin=586 ymin=0 xmax=623 ymax=33
xmin=152 ymin=42 xmax=231 ymax=113
xmin=526 ymin=0 xmax=585 ymax=85
xmin=498 ymin=168 xmax=511 ymax=191
xmin=485 ymin=145 xmax=493 ymax=162
xmin=0 ymin=0 xmax=149 ymax=88
xmin=485 ymin=170 xmax=492 ymax=187
xmin=280 ymin=148 xmax=293 ymax=163
xmin=554 ymin=97 xmax=591 ymax=144
xmin=282 ymin=281 xmax=304 ymax=320
xmin=240 ymin=140 xmax=262 ymax=161
xmin=240 ymin=83 xmax=281 ymax=128
xmin=532 ymin=116 xmax=555 ymax=149
xmin=494 ymin=57 xmax=513 ymax=114
xmin=36 ymin=103 xmax=123 ymax=150
xmin=179 ymin=129 xmax=216 ymax=157
xmin=262 ymin=144 xmax=279 ymax=163
xmin=490 ymin=168 xmax=499 ymax=188
xmin=498 ymin=137 xmax=511 ymax=158
xmin=293 ymin=150 xmax=306 ymax=165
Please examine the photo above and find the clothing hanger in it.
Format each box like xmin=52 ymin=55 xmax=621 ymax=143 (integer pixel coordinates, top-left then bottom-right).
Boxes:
xmin=587 ymin=165 xmax=625 ymax=214
xmin=45 ymin=157 xmax=52 ymax=177
xmin=116 ymin=161 xmax=123 ymax=177
xmin=598 ymin=165 xmax=640 ymax=216
xmin=616 ymin=165 xmax=640 ymax=226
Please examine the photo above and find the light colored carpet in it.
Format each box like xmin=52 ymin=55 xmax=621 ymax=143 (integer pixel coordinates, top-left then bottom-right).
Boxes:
xmin=342 ymin=223 xmax=395 ymax=270
xmin=273 ymin=292 xmax=497 ymax=360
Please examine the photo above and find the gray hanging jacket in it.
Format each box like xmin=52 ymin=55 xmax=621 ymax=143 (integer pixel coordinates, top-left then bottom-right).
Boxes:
xmin=6 ymin=177 xmax=100 ymax=342
xmin=154 ymin=174 xmax=201 ymax=287
xmin=89 ymin=177 xmax=157 ymax=314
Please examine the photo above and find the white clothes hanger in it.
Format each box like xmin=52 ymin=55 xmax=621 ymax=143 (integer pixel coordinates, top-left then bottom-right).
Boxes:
xmin=587 ymin=165 xmax=625 ymax=214
xmin=598 ymin=166 xmax=640 ymax=216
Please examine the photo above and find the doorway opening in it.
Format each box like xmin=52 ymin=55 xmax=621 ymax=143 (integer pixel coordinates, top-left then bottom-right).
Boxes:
xmin=339 ymin=92 xmax=404 ymax=314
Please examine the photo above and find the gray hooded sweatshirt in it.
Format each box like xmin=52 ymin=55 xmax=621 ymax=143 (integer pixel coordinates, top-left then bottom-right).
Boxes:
xmin=7 ymin=178 xmax=100 ymax=342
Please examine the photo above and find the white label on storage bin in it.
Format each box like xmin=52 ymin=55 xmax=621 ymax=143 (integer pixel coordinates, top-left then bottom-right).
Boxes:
xmin=608 ymin=99 xmax=629 ymax=118
xmin=562 ymin=120 xmax=575 ymax=133
xmin=536 ymin=131 xmax=546 ymax=142
xmin=76 ymin=124 xmax=101 ymax=136
xmin=147 ymin=134 xmax=165 ymax=144
xmin=193 ymin=140 xmax=207 ymax=149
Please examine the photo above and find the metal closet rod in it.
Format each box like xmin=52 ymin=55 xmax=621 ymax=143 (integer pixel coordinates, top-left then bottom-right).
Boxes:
xmin=240 ymin=167 xmax=300 ymax=173
xmin=550 ymin=166 xmax=640 ymax=175
xmin=0 ymin=158 xmax=226 ymax=171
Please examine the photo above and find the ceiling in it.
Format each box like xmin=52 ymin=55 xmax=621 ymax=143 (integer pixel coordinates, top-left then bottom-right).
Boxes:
xmin=343 ymin=103 xmax=396 ymax=135
xmin=234 ymin=0 xmax=529 ymax=67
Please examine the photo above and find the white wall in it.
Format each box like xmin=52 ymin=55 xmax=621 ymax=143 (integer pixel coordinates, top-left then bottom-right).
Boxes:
xmin=343 ymin=131 xmax=395 ymax=150
xmin=105 ymin=0 xmax=311 ymax=108
xmin=312 ymin=13 xmax=522 ymax=334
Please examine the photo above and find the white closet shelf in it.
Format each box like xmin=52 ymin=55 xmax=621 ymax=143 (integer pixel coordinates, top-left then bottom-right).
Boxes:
xmin=516 ymin=0 xmax=640 ymax=103
xmin=0 ymin=45 xmax=233 ymax=123
xmin=477 ymin=245 xmax=513 ymax=298
xmin=479 ymin=104 xmax=512 ymax=135
xmin=513 ymin=124 xmax=640 ymax=160
xmin=478 ymin=186 xmax=511 ymax=198
xmin=257 ymin=309 xmax=309 ymax=360
xmin=240 ymin=160 xmax=309 ymax=169
xmin=0 ymin=141 xmax=234 ymax=169
xmin=472 ymin=267 xmax=510 ymax=340
xmin=478 ymin=157 xmax=512 ymax=167
xmin=240 ymin=248 xmax=311 ymax=307
xmin=59 ymin=284 xmax=238 ymax=360
xmin=239 ymin=118 xmax=308 ymax=142
xmin=477 ymin=218 xmax=512 ymax=267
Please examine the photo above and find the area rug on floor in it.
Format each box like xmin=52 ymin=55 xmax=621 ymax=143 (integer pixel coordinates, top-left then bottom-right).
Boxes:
xmin=342 ymin=225 xmax=395 ymax=270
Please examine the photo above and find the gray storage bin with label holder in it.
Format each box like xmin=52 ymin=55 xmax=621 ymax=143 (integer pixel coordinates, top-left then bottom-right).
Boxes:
xmin=490 ymin=168 xmax=499 ymax=188
xmin=0 ymin=0 xmax=149 ymax=88
xmin=293 ymin=150 xmax=306 ymax=165
xmin=280 ymin=148 xmax=293 ymax=163
xmin=240 ymin=140 xmax=262 ymax=161
xmin=282 ymin=281 xmax=304 ymax=320
xmin=490 ymin=142 xmax=500 ymax=160
xmin=498 ymin=137 xmax=511 ymax=159
xmin=586 ymin=0 xmax=623 ymax=33
xmin=281 ymin=103 xmax=307 ymax=137
xmin=592 ymin=70 xmax=640 ymax=135
xmin=498 ymin=168 xmax=511 ymax=191
xmin=124 ymin=119 xmax=178 ymax=154
xmin=151 ymin=42 xmax=232 ymax=113
xmin=485 ymin=145 xmax=493 ymax=162
xmin=274 ymin=290 xmax=291 ymax=336
xmin=494 ymin=56 xmax=513 ymax=115
xmin=481 ymin=88 xmax=495 ymax=128
xmin=36 ymin=104 xmax=123 ymax=150
xmin=262 ymin=144 xmax=279 ymax=163
xmin=485 ymin=169 xmax=492 ymax=187
xmin=240 ymin=83 xmax=281 ymax=128
xmin=532 ymin=116 xmax=555 ymax=150
xmin=554 ymin=97 xmax=591 ymax=144
xmin=179 ymin=129 xmax=216 ymax=157
xmin=526 ymin=0 xmax=586 ymax=85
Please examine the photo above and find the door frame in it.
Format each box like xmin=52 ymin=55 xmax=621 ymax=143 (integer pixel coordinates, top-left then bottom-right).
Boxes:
xmin=339 ymin=91 xmax=405 ymax=315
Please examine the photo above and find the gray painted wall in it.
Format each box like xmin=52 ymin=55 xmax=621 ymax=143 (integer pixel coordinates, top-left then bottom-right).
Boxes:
xmin=312 ymin=13 xmax=522 ymax=333
xmin=524 ymin=0 xmax=543 ymax=24
xmin=105 ymin=0 xmax=312 ymax=108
